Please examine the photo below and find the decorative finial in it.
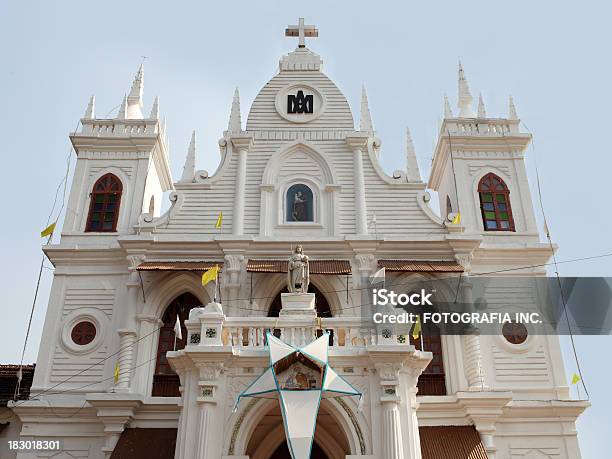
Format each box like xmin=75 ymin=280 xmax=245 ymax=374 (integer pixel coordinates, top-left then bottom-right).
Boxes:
xmin=84 ymin=95 xmax=95 ymax=119
xmin=443 ymin=94 xmax=453 ymax=118
xmin=228 ymin=87 xmax=241 ymax=134
xmin=477 ymin=93 xmax=487 ymax=118
xmin=117 ymin=94 xmax=128 ymax=120
xmin=181 ymin=131 xmax=196 ymax=182
xmin=508 ymin=95 xmax=518 ymax=120
xmin=149 ymin=96 xmax=159 ymax=119
xmin=360 ymin=85 xmax=374 ymax=134
xmin=405 ymin=127 xmax=422 ymax=182
xmin=126 ymin=63 xmax=144 ymax=119
xmin=457 ymin=61 xmax=474 ymax=117
xmin=285 ymin=17 xmax=318 ymax=48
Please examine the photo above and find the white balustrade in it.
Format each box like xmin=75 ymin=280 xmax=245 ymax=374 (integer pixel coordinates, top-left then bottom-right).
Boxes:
xmin=444 ymin=118 xmax=520 ymax=136
xmin=215 ymin=317 xmax=409 ymax=349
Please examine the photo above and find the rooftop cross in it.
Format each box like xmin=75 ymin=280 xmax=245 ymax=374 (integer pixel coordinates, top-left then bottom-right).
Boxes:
xmin=285 ymin=17 xmax=318 ymax=48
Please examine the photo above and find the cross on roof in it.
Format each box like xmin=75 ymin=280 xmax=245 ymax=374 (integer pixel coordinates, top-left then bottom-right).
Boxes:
xmin=285 ymin=18 xmax=318 ymax=48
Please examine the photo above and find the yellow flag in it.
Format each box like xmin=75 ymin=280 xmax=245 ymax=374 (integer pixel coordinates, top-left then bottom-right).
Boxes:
xmin=412 ymin=315 xmax=422 ymax=341
xmin=451 ymin=212 xmax=461 ymax=225
xmin=201 ymin=265 xmax=219 ymax=287
xmin=113 ymin=362 xmax=120 ymax=384
xmin=40 ymin=222 xmax=56 ymax=238
xmin=215 ymin=212 xmax=223 ymax=229
xmin=571 ymin=373 xmax=581 ymax=385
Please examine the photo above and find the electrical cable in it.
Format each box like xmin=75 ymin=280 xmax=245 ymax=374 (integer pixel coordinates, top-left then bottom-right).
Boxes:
xmin=519 ymin=120 xmax=589 ymax=399
xmin=13 ymin=119 xmax=79 ymax=401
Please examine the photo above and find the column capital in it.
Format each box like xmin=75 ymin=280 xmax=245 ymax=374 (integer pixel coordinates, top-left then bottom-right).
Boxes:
xmin=345 ymin=133 xmax=369 ymax=150
xmin=117 ymin=328 xmax=137 ymax=337
xmin=231 ymin=133 xmax=254 ymax=150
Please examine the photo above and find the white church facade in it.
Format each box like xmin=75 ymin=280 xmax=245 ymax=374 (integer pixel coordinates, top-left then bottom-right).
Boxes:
xmin=4 ymin=19 xmax=588 ymax=459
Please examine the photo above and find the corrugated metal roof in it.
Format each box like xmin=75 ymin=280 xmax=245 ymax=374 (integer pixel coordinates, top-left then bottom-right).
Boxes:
xmin=378 ymin=260 xmax=464 ymax=273
xmin=419 ymin=426 xmax=488 ymax=459
xmin=136 ymin=261 xmax=223 ymax=271
xmin=247 ymin=259 xmax=352 ymax=275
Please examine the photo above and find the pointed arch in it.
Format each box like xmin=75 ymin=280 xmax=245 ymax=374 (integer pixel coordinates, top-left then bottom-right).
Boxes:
xmin=85 ymin=173 xmax=122 ymax=232
xmin=478 ymin=172 xmax=515 ymax=231
xmin=229 ymin=397 xmax=369 ymax=457
xmin=261 ymin=141 xmax=337 ymax=187
xmin=152 ymin=292 xmax=202 ymax=396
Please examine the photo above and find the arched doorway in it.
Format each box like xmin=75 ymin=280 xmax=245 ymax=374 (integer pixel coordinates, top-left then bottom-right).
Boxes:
xmin=267 ymin=284 xmax=332 ymax=317
xmin=152 ymin=292 xmax=201 ymax=396
xmin=270 ymin=441 xmax=328 ymax=459
xmin=245 ymin=402 xmax=349 ymax=459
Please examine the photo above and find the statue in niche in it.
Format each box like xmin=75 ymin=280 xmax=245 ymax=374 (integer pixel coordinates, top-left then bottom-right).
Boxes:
xmin=287 ymin=245 xmax=310 ymax=293
xmin=286 ymin=184 xmax=313 ymax=222
xmin=291 ymin=191 xmax=307 ymax=221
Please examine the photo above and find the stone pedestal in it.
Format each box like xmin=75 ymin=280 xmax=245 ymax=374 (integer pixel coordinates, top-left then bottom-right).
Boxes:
xmin=279 ymin=292 xmax=316 ymax=317
xmin=187 ymin=302 xmax=225 ymax=346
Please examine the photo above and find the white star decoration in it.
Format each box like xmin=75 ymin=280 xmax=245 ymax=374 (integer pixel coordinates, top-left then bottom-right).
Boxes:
xmin=234 ymin=332 xmax=361 ymax=459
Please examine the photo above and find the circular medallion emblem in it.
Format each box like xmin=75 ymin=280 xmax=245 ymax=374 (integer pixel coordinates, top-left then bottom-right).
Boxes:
xmin=275 ymin=83 xmax=325 ymax=123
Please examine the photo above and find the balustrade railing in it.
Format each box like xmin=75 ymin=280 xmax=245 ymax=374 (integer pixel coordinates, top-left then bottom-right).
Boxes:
xmin=444 ymin=118 xmax=520 ymax=135
xmin=211 ymin=317 xmax=406 ymax=348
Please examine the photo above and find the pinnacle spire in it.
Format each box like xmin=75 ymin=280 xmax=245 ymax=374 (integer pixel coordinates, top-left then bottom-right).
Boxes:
xmin=443 ymin=94 xmax=453 ymax=118
xmin=127 ymin=63 xmax=144 ymax=119
xmin=477 ymin=93 xmax=487 ymax=118
xmin=360 ymin=85 xmax=374 ymax=134
xmin=84 ymin=95 xmax=95 ymax=119
xmin=508 ymin=95 xmax=518 ymax=120
xmin=228 ymin=88 xmax=241 ymax=134
xmin=117 ymin=94 xmax=128 ymax=119
xmin=150 ymin=96 xmax=159 ymax=119
xmin=405 ymin=127 xmax=422 ymax=182
xmin=181 ymin=131 xmax=196 ymax=182
xmin=457 ymin=61 xmax=474 ymax=117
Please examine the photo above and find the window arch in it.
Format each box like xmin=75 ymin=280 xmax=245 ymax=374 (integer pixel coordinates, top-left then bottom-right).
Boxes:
xmin=478 ymin=173 xmax=515 ymax=231
xmin=152 ymin=292 xmax=201 ymax=397
xmin=285 ymin=183 xmax=314 ymax=222
xmin=86 ymin=173 xmax=122 ymax=232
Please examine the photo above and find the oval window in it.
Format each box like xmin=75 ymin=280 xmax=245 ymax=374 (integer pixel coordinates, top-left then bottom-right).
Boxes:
xmin=502 ymin=322 xmax=528 ymax=345
xmin=71 ymin=321 xmax=97 ymax=346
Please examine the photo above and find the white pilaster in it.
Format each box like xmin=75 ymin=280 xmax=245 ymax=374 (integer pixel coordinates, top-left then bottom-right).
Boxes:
xmin=347 ymin=135 xmax=369 ymax=235
xmin=115 ymin=329 xmax=137 ymax=392
xmin=231 ymin=136 xmax=253 ymax=236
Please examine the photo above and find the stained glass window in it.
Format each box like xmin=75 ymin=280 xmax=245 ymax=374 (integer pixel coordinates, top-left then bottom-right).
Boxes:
xmin=478 ymin=173 xmax=514 ymax=231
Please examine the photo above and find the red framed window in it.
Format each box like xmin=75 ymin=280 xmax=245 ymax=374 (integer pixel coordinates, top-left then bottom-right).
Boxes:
xmin=71 ymin=321 xmax=96 ymax=345
xmin=502 ymin=322 xmax=528 ymax=344
xmin=478 ymin=173 xmax=515 ymax=231
xmin=86 ymin=174 xmax=122 ymax=232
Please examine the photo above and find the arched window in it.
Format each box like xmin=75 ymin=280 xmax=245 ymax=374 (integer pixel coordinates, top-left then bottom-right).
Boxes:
xmin=152 ymin=292 xmax=201 ymax=397
xmin=478 ymin=173 xmax=515 ymax=231
xmin=86 ymin=173 xmax=122 ymax=232
xmin=286 ymin=184 xmax=314 ymax=222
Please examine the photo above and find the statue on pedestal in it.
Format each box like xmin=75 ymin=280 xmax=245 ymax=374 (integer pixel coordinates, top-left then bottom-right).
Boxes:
xmin=287 ymin=245 xmax=310 ymax=293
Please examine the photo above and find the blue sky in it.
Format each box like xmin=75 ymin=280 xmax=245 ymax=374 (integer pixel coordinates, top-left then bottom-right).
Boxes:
xmin=1 ymin=0 xmax=610 ymax=456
